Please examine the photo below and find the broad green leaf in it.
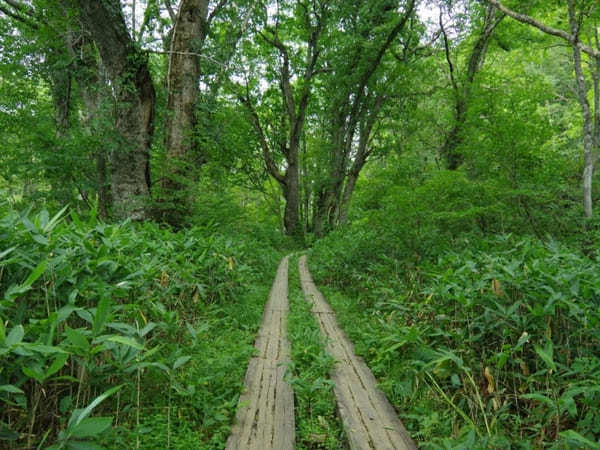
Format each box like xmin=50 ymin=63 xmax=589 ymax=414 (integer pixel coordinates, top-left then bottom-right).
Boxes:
xmin=23 ymin=260 xmax=47 ymax=289
xmin=6 ymin=325 xmax=24 ymax=346
xmin=173 ymin=356 xmax=191 ymax=370
xmin=32 ymin=234 xmax=48 ymax=246
xmin=0 ymin=246 xmax=16 ymax=261
xmin=522 ymin=393 xmax=555 ymax=409
xmin=559 ymin=430 xmax=600 ymax=449
xmin=107 ymin=336 xmax=144 ymax=350
xmin=0 ymin=385 xmax=24 ymax=394
xmin=57 ymin=305 xmax=78 ymax=323
xmin=0 ymin=320 xmax=5 ymax=346
xmin=139 ymin=322 xmax=157 ymax=337
xmin=68 ymin=385 xmax=122 ymax=429
xmin=22 ymin=366 xmax=45 ymax=383
xmin=534 ymin=343 xmax=556 ymax=371
xmin=69 ymin=416 xmax=113 ymax=438
xmin=23 ymin=343 xmax=68 ymax=354
xmin=92 ymin=298 xmax=111 ymax=337
xmin=65 ymin=328 xmax=90 ymax=353
xmin=67 ymin=441 xmax=104 ymax=450
xmin=45 ymin=353 xmax=69 ymax=379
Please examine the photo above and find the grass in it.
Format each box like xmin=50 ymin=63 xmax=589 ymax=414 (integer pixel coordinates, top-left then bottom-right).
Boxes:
xmin=308 ymin=234 xmax=600 ymax=449
xmin=106 ymin=282 xmax=273 ymax=449
xmin=286 ymin=255 xmax=348 ymax=449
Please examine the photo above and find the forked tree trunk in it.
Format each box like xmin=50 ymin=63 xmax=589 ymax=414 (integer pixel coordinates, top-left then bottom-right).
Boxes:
xmin=76 ymin=0 xmax=155 ymax=221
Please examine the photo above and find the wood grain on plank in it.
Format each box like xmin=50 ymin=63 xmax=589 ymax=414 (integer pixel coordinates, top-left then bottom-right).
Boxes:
xmin=226 ymin=257 xmax=295 ymax=450
xmin=299 ymin=255 xmax=417 ymax=450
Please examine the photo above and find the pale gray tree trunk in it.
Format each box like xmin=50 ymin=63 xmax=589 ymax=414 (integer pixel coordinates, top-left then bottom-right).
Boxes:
xmin=568 ymin=0 xmax=596 ymax=218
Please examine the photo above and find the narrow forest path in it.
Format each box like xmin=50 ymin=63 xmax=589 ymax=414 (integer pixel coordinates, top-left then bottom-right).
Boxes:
xmin=226 ymin=256 xmax=295 ymax=450
xmin=226 ymin=255 xmax=416 ymax=449
xmin=298 ymin=256 xmax=416 ymax=450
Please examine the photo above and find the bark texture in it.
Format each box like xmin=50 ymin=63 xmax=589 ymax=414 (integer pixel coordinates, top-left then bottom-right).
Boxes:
xmin=160 ymin=0 xmax=209 ymax=225
xmin=567 ymin=0 xmax=597 ymax=218
xmin=76 ymin=0 xmax=156 ymax=220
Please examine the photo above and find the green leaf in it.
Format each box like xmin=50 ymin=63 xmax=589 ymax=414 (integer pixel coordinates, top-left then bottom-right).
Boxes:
xmin=522 ymin=393 xmax=555 ymax=409
xmin=173 ymin=356 xmax=191 ymax=370
xmin=139 ymin=322 xmax=157 ymax=337
xmin=69 ymin=416 xmax=113 ymax=438
xmin=67 ymin=441 xmax=104 ymax=450
xmin=559 ymin=430 xmax=600 ymax=449
xmin=23 ymin=343 xmax=68 ymax=354
xmin=6 ymin=325 xmax=24 ymax=346
xmin=0 ymin=385 xmax=24 ymax=394
xmin=68 ymin=385 xmax=122 ymax=430
xmin=23 ymin=260 xmax=47 ymax=289
xmin=0 ymin=246 xmax=16 ymax=261
xmin=45 ymin=353 xmax=69 ymax=379
xmin=43 ymin=205 xmax=69 ymax=233
xmin=5 ymin=261 xmax=47 ymax=301
xmin=107 ymin=336 xmax=144 ymax=350
xmin=65 ymin=328 xmax=90 ymax=353
xmin=0 ymin=422 xmax=19 ymax=441
xmin=92 ymin=298 xmax=111 ymax=337
xmin=534 ymin=342 xmax=556 ymax=371
xmin=32 ymin=234 xmax=49 ymax=245
xmin=0 ymin=321 xmax=5 ymax=346
xmin=22 ymin=366 xmax=45 ymax=383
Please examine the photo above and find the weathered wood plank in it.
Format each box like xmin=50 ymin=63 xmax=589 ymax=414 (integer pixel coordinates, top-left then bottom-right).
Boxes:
xmin=226 ymin=257 xmax=295 ymax=450
xmin=299 ymin=255 xmax=417 ymax=450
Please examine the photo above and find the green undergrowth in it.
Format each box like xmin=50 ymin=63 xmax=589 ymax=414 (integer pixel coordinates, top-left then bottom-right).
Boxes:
xmin=309 ymin=232 xmax=600 ymax=449
xmin=0 ymin=202 xmax=282 ymax=449
xmin=287 ymin=255 xmax=347 ymax=449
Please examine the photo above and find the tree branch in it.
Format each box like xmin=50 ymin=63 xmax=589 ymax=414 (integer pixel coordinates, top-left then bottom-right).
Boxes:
xmin=439 ymin=9 xmax=459 ymax=94
xmin=238 ymin=90 xmax=286 ymax=185
xmin=163 ymin=0 xmax=175 ymax=21
xmin=484 ymin=0 xmax=600 ymax=58
xmin=208 ymin=0 xmax=228 ymax=24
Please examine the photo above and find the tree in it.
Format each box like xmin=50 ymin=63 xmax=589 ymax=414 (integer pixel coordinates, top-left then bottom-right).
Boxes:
xmin=483 ymin=0 xmax=600 ymax=218
xmin=439 ymin=1 xmax=504 ymax=169
xmin=238 ymin=0 xmax=330 ymax=237
xmin=312 ymin=0 xmax=416 ymax=236
xmin=76 ymin=0 xmax=156 ymax=220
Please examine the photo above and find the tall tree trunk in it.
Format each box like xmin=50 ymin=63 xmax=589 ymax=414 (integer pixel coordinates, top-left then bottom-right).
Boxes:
xmin=338 ymin=171 xmax=358 ymax=225
xmin=283 ymin=158 xmax=301 ymax=237
xmin=568 ymin=0 xmax=596 ymax=218
xmin=76 ymin=0 xmax=155 ymax=221
xmin=440 ymin=4 xmax=503 ymax=170
xmin=49 ymin=63 xmax=71 ymax=138
xmin=161 ymin=0 xmax=209 ymax=225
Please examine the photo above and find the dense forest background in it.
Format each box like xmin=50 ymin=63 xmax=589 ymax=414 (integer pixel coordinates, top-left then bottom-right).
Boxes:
xmin=1 ymin=0 xmax=599 ymax=448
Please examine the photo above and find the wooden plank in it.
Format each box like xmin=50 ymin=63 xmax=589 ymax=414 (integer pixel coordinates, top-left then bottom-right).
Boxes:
xmin=299 ymin=255 xmax=417 ymax=450
xmin=226 ymin=257 xmax=295 ymax=450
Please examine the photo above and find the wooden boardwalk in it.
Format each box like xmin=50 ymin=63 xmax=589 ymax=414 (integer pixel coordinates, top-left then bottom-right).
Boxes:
xmin=226 ymin=257 xmax=295 ymax=450
xmin=299 ymin=255 xmax=417 ymax=450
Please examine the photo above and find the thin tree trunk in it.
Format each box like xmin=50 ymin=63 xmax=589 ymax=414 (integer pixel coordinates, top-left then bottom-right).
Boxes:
xmin=440 ymin=4 xmax=503 ymax=170
xmin=568 ymin=0 xmax=596 ymax=218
